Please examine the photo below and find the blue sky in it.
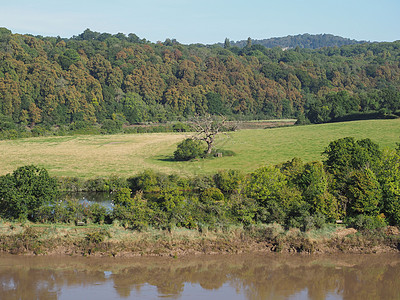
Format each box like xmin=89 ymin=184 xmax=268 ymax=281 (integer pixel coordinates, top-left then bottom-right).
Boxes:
xmin=1 ymin=0 xmax=399 ymax=44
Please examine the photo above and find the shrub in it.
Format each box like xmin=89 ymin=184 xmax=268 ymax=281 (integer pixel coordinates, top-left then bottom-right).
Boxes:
xmin=101 ymin=119 xmax=123 ymax=134
xmin=113 ymin=188 xmax=132 ymax=206
xmin=213 ymin=169 xmax=244 ymax=195
xmin=31 ymin=125 xmax=49 ymax=137
xmin=106 ymin=175 xmax=128 ymax=192
xmin=84 ymin=177 xmax=109 ymax=192
xmin=172 ymin=122 xmax=191 ymax=132
xmin=85 ymin=229 xmax=110 ymax=244
xmin=190 ymin=175 xmax=215 ymax=192
xmin=230 ymin=194 xmax=258 ymax=225
xmin=112 ymin=191 xmax=153 ymax=230
xmin=57 ymin=176 xmax=84 ymax=192
xmin=347 ymin=214 xmax=387 ymax=230
xmin=0 ymin=165 xmax=59 ymax=220
xmin=174 ymin=138 xmax=206 ymax=161
xmin=86 ymin=203 xmax=110 ymax=224
xmin=128 ymin=170 xmax=170 ymax=193
xmin=200 ymin=187 xmax=224 ymax=204
xmin=284 ymin=200 xmax=312 ymax=230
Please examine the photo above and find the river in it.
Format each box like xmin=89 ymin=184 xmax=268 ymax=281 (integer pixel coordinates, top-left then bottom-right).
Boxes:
xmin=1 ymin=253 xmax=400 ymax=299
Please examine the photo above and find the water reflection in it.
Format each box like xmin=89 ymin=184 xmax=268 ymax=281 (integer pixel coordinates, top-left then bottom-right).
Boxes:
xmin=0 ymin=254 xmax=400 ymax=300
xmin=63 ymin=192 xmax=113 ymax=210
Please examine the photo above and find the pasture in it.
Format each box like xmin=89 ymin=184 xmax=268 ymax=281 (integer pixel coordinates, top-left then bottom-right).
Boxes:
xmin=0 ymin=119 xmax=399 ymax=178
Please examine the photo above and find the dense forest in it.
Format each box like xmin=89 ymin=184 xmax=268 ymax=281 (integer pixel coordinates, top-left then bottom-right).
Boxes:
xmin=219 ymin=33 xmax=366 ymax=49
xmin=0 ymin=27 xmax=399 ymax=137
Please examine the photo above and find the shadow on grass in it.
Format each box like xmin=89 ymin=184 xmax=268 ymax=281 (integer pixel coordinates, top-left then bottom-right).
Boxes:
xmin=154 ymin=155 xmax=176 ymax=162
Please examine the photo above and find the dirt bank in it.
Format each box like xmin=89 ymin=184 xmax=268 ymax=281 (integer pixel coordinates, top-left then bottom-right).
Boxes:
xmin=0 ymin=222 xmax=399 ymax=257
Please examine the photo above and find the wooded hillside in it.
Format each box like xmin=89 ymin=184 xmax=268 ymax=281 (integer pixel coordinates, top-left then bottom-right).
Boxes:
xmin=220 ymin=33 xmax=366 ymax=49
xmin=0 ymin=28 xmax=399 ymax=131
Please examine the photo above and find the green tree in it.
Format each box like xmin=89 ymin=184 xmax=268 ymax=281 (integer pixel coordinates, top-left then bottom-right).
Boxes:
xmin=122 ymin=92 xmax=149 ymax=124
xmin=380 ymin=88 xmax=400 ymax=114
xmin=244 ymin=166 xmax=303 ymax=224
xmin=297 ymin=162 xmax=338 ymax=220
xmin=246 ymin=37 xmax=252 ymax=48
xmin=113 ymin=187 xmax=132 ymax=206
xmin=323 ymin=137 xmax=382 ymax=217
xmin=58 ymin=49 xmax=80 ymax=70
xmin=224 ymin=38 xmax=231 ymax=49
xmin=323 ymin=137 xmax=381 ymax=179
xmin=345 ymin=168 xmax=382 ymax=216
xmin=0 ymin=165 xmax=59 ymax=220
xmin=377 ymin=149 xmax=400 ymax=225
xmin=206 ymin=92 xmax=225 ymax=115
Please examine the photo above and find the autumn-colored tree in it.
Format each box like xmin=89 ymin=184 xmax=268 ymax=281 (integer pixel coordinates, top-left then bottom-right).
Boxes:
xmin=0 ymin=28 xmax=399 ymax=133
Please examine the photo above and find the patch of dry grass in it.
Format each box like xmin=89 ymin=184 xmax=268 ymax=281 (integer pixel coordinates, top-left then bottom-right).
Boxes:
xmin=0 ymin=133 xmax=187 ymax=178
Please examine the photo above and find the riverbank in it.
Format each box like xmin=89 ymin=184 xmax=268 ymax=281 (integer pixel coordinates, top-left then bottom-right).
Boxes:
xmin=1 ymin=222 xmax=399 ymax=257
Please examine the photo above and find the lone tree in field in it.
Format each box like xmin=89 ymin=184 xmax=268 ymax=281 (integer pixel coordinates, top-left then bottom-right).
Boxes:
xmin=189 ymin=114 xmax=226 ymax=155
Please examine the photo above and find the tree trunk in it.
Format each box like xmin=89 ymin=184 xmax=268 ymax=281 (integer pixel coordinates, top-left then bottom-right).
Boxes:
xmin=206 ymin=141 xmax=213 ymax=154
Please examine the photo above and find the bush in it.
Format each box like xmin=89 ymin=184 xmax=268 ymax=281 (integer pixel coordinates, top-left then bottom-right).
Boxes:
xmin=174 ymin=138 xmax=206 ymax=161
xmin=101 ymin=119 xmax=123 ymax=134
xmin=172 ymin=122 xmax=191 ymax=132
xmin=57 ymin=176 xmax=84 ymax=192
xmin=112 ymin=191 xmax=153 ymax=230
xmin=106 ymin=175 xmax=129 ymax=192
xmin=84 ymin=177 xmax=109 ymax=192
xmin=347 ymin=214 xmax=387 ymax=230
xmin=113 ymin=188 xmax=133 ymax=206
xmin=31 ymin=125 xmax=50 ymax=137
xmin=86 ymin=176 xmax=127 ymax=192
xmin=213 ymin=169 xmax=244 ymax=195
xmin=0 ymin=165 xmax=59 ymax=220
xmin=128 ymin=170 xmax=175 ymax=193
xmin=230 ymin=194 xmax=258 ymax=225
xmin=200 ymin=187 xmax=224 ymax=204
xmin=190 ymin=174 xmax=216 ymax=192
xmin=86 ymin=203 xmax=110 ymax=224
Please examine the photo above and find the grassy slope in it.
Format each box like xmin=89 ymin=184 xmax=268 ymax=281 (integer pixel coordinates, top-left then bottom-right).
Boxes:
xmin=0 ymin=119 xmax=399 ymax=178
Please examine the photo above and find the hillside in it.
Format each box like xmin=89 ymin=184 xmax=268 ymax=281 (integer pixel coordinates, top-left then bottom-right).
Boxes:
xmin=0 ymin=27 xmax=399 ymax=138
xmin=221 ymin=33 xmax=367 ymax=49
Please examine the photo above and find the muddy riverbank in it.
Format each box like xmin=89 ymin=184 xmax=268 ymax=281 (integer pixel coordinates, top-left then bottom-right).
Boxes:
xmin=1 ymin=222 xmax=399 ymax=257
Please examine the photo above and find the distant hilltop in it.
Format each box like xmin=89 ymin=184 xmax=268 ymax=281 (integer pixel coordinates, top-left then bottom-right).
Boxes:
xmin=218 ymin=33 xmax=368 ymax=49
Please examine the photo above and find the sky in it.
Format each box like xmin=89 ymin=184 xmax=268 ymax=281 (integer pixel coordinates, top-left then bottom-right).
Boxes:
xmin=1 ymin=0 xmax=399 ymax=44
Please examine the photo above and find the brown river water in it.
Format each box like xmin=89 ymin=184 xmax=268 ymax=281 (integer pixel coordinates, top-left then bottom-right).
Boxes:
xmin=1 ymin=253 xmax=400 ymax=300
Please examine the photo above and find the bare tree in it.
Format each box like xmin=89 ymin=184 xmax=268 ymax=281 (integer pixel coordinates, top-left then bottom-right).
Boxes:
xmin=189 ymin=114 xmax=226 ymax=155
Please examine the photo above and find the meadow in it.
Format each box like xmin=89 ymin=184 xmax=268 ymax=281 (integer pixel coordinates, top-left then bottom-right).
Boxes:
xmin=0 ymin=119 xmax=399 ymax=179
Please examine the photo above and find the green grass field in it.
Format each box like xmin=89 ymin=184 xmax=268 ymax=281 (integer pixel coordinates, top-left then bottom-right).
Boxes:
xmin=1 ymin=119 xmax=399 ymax=178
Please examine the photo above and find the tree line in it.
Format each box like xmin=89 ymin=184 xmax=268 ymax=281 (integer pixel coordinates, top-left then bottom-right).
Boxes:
xmin=221 ymin=33 xmax=366 ymax=49
xmin=1 ymin=138 xmax=399 ymax=231
xmin=0 ymin=27 xmax=399 ymax=138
